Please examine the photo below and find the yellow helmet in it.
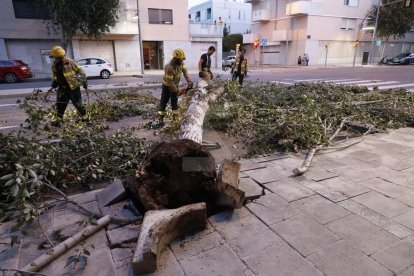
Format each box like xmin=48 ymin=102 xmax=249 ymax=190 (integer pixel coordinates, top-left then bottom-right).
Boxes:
xmin=50 ymin=46 xmax=65 ymax=58
xmin=172 ymin=48 xmax=186 ymax=60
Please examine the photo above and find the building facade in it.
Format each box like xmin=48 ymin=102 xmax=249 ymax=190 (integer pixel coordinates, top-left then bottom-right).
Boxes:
xmin=189 ymin=0 xmax=252 ymax=35
xmin=0 ymin=0 xmax=222 ymax=74
xmin=243 ymin=0 xmax=414 ymax=66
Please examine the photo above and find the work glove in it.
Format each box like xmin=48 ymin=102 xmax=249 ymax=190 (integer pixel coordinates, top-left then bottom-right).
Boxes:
xmin=83 ymin=80 xmax=88 ymax=90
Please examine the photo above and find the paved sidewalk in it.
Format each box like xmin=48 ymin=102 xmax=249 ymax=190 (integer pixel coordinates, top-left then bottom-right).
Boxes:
xmin=1 ymin=128 xmax=413 ymax=275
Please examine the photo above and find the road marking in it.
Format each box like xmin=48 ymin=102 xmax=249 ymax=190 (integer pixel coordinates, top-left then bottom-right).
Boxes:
xmin=0 ymin=104 xmax=17 ymax=107
xmin=369 ymin=83 xmax=414 ymax=90
xmin=287 ymin=78 xmax=325 ymax=82
xmin=0 ymin=125 xmax=19 ymax=130
xmin=271 ymin=81 xmax=293 ymax=85
xmin=323 ymin=79 xmax=361 ymax=83
xmin=357 ymin=81 xmax=398 ymax=87
xmin=335 ymin=80 xmax=379 ymax=85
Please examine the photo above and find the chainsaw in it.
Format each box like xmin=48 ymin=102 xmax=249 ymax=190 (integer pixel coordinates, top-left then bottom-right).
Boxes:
xmin=177 ymin=81 xmax=194 ymax=96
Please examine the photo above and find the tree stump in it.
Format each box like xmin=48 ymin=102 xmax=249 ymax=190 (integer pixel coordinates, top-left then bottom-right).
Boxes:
xmin=124 ymin=139 xmax=220 ymax=213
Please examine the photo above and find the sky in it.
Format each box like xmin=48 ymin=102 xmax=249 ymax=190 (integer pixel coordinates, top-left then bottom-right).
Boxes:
xmin=189 ymin=0 xmax=207 ymax=8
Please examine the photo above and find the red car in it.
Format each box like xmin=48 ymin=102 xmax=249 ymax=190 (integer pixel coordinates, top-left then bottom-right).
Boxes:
xmin=0 ymin=60 xmax=34 ymax=83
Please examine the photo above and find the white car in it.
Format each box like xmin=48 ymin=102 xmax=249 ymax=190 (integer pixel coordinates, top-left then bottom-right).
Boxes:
xmin=222 ymin=55 xmax=236 ymax=68
xmin=76 ymin=58 xmax=114 ymax=79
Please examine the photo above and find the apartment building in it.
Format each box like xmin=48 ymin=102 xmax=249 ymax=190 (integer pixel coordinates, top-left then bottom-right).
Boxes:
xmin=243 ymin=0 xmax=414 ymax=66
xmin=189 ymin=0 xmax=252 ymax=34
xmin=0 ymin=0 xmax=222 ymax=74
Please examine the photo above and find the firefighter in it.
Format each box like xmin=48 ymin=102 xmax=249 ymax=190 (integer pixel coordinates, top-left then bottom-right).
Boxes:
xmin=49 ymin=46 xmax=87 ymax=126
xmin=198 ymin=46 xmax=215 ymax=80
xmin=231 ymin=49 xmax=248 ymax=86
xmin=157 ymin=48 xmax=192 ymax=126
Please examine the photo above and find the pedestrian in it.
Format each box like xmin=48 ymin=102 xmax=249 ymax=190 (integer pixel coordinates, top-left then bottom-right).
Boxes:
xmin=198 ymin=46 xmax=216 ymax=81
xmin=218 ymin=17 xmax=224 ymax=24
xmin=231 ymin=49 xmax=248 ymax=86
xmin=157 ymin=48 xmax=192 ymax=126
xmin=298 ymin=56 xmax=302 ymax=66
xmin=304 ymin=54 xmax=309 ymax=66
xmin=49 ymin=46 xmax=87 ymax=127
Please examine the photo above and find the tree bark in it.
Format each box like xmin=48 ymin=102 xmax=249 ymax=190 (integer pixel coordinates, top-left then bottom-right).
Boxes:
xmin=178 ymin=81 xmax=225 ymax=144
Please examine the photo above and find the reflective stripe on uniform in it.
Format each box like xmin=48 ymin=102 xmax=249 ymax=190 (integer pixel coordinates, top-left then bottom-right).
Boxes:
xmin=63 ymin=70 xmax=76 ymax=77
xmin=165 ymin=74 xmax=174 ymax=80
xmin=158 ymin=111 xmax=167 ymax=116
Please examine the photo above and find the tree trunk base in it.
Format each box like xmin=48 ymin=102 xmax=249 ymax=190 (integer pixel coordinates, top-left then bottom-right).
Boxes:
xmin=124 ymin=139 xmax=220 ymax=214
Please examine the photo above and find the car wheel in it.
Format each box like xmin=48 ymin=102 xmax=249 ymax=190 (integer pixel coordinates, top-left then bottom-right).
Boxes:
xmin=5 ymin=73 xmax=18 ymax=83
xmin=100 ymin=70 xmax=110 ymax=79
xmin=403 ymin=60 xmax=409 ymax=65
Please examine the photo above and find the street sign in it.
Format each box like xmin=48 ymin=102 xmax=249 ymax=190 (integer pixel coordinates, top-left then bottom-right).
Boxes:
xmin=260 ymin=38 xmax=268 ymax=47
xmin=376 ymin=40 xmax=382 ymax=47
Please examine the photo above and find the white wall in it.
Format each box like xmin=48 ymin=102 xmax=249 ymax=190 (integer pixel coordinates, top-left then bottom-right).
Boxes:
xmin=189 ymin=0 xmax=252 ymax=34
xmin=114 ymin=39 xmax=142 ymax=72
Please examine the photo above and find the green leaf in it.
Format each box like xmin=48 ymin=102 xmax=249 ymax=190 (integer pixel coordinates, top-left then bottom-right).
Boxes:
xmin=91 ymin=174 xmax=97 ymax=179
xmin=64 ymin=255 xmax=76 ymax=268
xmin=11 ymin=184 xmax=19 ymax=197
xmin=11 ymin=235 xmax=19 ymax=247
xmin=28 ymin=169 xmax=37 ymax=178
xmin=4 ymin=179 xmax=15 ymax=187
xmin=0 ymin=174 xmax=14 ymax=181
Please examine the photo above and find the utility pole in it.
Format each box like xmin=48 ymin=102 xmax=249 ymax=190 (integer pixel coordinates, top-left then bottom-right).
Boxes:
xmin=369 ymin=0 xmax=381 ymax=65
xmin=352 ymin=13 xmax=370 ymax=67
xmin=285 ymin=0 xmax=292 ymax=66
xmin=136 ymin=0 xmax=145 ymax=74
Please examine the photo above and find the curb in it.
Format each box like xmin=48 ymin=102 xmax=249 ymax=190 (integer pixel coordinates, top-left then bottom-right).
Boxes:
xmin=0 ymin=83 xmax=162 ymax=99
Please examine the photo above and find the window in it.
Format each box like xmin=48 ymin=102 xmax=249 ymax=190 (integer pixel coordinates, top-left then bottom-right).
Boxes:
xmin=341 ymin=18 xmax=357 ymax=30
xmin=188 ymin=14 xmax=191 ymax=19
xmin=0 ymin=61 xmax=16 ymax=66
xmin=12 ymin=0 xmax=50 ymax=19
xmin=196 ymin=11 xmax=201 ymax=22
xmin=148 ymin=9 xmax=173 ymax=24
xmin=344 ymin=0 xmax=358 ymax=6
xmin=207 ymin=8 xmax=212 ymax=20
xmin=77 ymin=59 xmax=89 ymax=66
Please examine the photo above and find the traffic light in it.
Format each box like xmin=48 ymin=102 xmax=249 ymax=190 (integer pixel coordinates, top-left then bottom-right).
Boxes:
xmin=404 ymin=0 xmax=412 ymax=7
xmin=236 ymin=43 xmax=240 ymax=53
xmin=353 ymin=40 xmax=359 ymax=48
xmin=253 ymin=39 xmax=259 ymax=49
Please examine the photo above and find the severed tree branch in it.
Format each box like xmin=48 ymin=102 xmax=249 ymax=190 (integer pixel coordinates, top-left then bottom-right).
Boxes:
xmin=293 ymin=117 xmax=349 ymax=176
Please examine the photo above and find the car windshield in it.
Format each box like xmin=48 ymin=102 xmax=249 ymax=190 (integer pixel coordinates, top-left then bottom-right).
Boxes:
xmin=395 ymin=53 xmax=410 ymax=59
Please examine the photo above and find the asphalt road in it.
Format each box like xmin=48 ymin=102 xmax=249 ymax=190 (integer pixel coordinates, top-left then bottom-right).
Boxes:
xmin=1 ymin=64 xmax=414 ymax=91
xmin=1 ymin=65 xmax=414 ymax=133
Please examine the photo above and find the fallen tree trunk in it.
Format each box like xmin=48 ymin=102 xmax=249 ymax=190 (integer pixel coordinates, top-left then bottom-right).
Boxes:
xmin=21 ymin=215 xmax=111 ymax=273
xmin=178 ymin=81 xmax=225 ymax=143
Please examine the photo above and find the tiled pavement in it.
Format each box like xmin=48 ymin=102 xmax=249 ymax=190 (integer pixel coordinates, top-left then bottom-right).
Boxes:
xmin=1 ymin=128 xmax=414 ymax=275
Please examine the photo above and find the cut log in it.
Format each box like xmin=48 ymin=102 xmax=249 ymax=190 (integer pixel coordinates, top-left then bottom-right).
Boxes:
xmin=21 ymin=215 xmax=111 ymax=272
xmin=216 ymin=160 xmax=245 ymax=208
xmin=178 ymin=81 xmax=225 ymax=143
xmin=132 ymin=203 xmax=207 ymax=274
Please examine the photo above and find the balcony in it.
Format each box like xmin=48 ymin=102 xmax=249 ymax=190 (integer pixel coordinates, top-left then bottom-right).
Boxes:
xmin=272 ymin=30 xmax=292 ymax=41
xmin=252 ymin=9 xmax=271 ymax=22
xmin=189 ymin=23 xmax=223 ymax=38
xmin=286 ymin=1 xmax=311 ymax=16
xmin=243 ymin=33 xmax=258 ymax=44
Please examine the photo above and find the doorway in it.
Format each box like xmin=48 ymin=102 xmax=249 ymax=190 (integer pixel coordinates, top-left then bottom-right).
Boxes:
xmin=143 ymin=41 xmax=164 ymax=70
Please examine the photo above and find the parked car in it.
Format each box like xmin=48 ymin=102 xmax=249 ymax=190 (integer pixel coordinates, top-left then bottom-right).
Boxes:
xmin=222 ymin=55 xmax=236 ymax=68
xmin=76 ymin=58 xmax=114 ymax=79
xmin=0 ymin=60 xmax=34 ymax=83
xmin=392 ymin=52 xmax=414 ymax=65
